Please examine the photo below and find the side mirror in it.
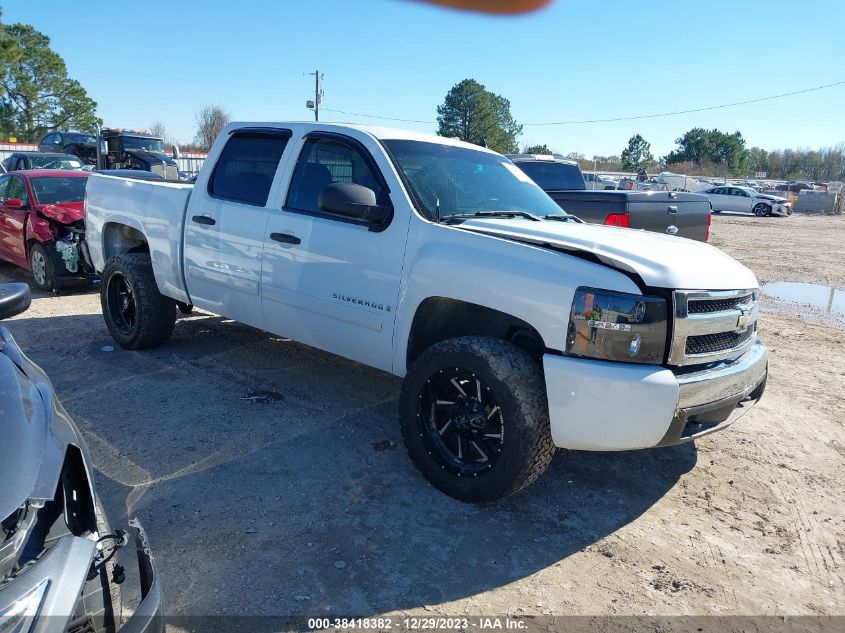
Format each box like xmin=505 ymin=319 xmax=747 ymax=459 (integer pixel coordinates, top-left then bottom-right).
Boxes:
xmin=3 ymin=198 xmax=25 ymax=209
xmin=172 ymin=145 xmax=181 ymax=160
xmin=318 ymin=182 xmax=392 ymax=224
xmin=0 ymin=283 xmax=31 ymax=320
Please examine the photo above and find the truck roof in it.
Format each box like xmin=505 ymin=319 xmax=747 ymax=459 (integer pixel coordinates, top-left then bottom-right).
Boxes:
xmin=224 ymin=121 xmax=501 ymax=155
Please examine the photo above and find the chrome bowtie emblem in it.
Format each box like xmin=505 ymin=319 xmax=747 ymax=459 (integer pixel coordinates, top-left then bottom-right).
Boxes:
xmin=736 ymin=304 xmax=752 ymax=331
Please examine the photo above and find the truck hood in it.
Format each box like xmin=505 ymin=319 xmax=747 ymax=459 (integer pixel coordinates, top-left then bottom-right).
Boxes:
xmin=458 ymin=218 xmax=759 ymax=290
xmin=38 ymin=201 xmax=84 ymax=224
xmin=127 ymin=150 xmax=176 ymax=166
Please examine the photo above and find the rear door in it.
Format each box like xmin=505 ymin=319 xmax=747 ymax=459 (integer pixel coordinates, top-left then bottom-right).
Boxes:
xmin=0 ymin=175 xmax=29 ymax=266
xmin=182 ymin=129 xmax=291 ymax=329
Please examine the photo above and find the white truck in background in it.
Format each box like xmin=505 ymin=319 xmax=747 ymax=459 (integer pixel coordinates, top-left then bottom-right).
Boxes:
xmin=84 ymin=122 xmax=768 ymax=502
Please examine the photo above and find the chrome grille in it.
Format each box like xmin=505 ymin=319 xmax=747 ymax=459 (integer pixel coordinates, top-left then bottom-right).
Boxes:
xmin=687 ymin=294 xmax=753 ymax=314
xmin=669 ymin=289 xmax=758 ymax=366
xmin=685 ymin=327 xmax=755 ymax=355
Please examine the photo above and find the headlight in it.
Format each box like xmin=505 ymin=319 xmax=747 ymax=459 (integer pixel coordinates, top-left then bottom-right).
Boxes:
xmin=566 ymin=287 xmax=667 ymax=364
xmin=0 ymin=579 xmax=49 ymax=633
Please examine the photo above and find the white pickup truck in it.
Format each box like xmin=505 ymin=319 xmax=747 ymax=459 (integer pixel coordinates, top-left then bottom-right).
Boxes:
xmin=85 ymin=122 xmax=768 ymax=502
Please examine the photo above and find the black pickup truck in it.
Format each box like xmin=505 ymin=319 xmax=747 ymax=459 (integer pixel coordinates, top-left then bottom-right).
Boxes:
xmin=508 ymin=155 xmax=712 ymax=241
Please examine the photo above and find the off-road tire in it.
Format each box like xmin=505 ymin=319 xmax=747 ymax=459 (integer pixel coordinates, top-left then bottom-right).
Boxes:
xmin=101 ymin=253 xmax=175 ymax=349
xmin=29 ymin=242 xmax=56 ymax=291
xmin=400 ymin=336 xmax=555 ymax=502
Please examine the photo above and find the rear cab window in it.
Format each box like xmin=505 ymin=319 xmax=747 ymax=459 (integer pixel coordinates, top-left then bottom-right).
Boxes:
xmin=209 ymin=132 xmax=290 ymax=206
xmin=513 ymin=161 xmax=585 ymax=190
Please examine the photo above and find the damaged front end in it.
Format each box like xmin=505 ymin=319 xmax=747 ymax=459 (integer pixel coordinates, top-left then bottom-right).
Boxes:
xmin=0 ymin=315 xmax=164 ymax=633
xmin=32 ymin=205 xmax=98 ymax=286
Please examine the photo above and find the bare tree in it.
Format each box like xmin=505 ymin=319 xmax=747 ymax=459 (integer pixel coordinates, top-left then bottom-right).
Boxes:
xmin=194 ymin=105 xmax=230 ymax=151
xmin=149 ymin=120 xmax=166 ymax=140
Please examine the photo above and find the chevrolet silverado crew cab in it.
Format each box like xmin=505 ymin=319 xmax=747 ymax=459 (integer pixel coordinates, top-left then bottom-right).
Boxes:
xmin=84 ymin=122 xmax=768 ymax=502
xmin=507 ymin=154 xmax=712 ymax=241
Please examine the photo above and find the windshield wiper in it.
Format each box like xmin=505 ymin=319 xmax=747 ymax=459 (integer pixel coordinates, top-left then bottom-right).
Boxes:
xmin=543 ymin=214 xmax=583 ymax=223
xmin=443 ymin=210 xmax=542 ymax=223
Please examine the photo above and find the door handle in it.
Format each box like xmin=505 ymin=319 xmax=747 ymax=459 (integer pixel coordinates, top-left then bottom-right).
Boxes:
xmin=668 ymin=205 xmax=678 ymax=214
xmin=270 ymin=232 xmax=301 ymax=245
xmin=192 ymin=215 xmax=216 ymax=225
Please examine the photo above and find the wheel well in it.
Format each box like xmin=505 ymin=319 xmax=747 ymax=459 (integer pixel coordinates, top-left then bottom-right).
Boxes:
xmin=406 ymin=297 xmax=546 ymax=368
xmin=103 ymin=223 xmax=149 ymax=260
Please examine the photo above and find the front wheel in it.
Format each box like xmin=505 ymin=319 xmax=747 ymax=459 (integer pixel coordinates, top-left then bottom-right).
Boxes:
xmin=29 ymin=242 xmax=55 ymax=291
xmin=101 ymin=253 xmax=176 ymax=349
xmin=400 ymin=336 xmax=555 ymax=502
xmin=753 ymin=203 xmax=770 ymax=217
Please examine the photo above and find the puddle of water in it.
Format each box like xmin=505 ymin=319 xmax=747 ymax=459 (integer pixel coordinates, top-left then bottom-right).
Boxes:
xmin=762 ymin=282 xmax=845 ymax=316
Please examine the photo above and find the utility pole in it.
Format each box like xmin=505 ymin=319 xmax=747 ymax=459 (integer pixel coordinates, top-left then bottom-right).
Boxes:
xmin=306 ymin=70 xmax=324 ymax=121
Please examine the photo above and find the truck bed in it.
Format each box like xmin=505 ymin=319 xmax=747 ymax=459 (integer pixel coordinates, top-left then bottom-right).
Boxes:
xmin=545 ymin=189 xmax=711 ymax=241
xmin=85 ymin=174 xmax=194 ymax=303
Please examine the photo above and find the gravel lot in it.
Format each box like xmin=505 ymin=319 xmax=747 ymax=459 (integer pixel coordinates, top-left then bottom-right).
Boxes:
xmin=2 ymin=212 xmax=843 ymax=628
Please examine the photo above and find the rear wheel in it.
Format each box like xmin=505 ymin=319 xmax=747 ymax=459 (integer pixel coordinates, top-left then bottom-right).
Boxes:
xmin=753 ymin=203 xmax=770 ymax=217
xmin=400 ymin=336 xmax=555 ymax=502
xmin=101 ymin=253 xmax=176 ymax=349
xmin=29 ymin=242 xmax=55 ymax=291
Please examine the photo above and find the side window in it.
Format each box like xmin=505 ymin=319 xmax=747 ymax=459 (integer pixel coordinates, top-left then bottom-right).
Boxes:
xmin=209 ymin=132 xmax=289 ymax=206
xmin=0 ymin=175 xmax=10 ymax=201
xmin=286 ymin=137 xmax=385 ymax=216
xmin=42 ymin=133 xmax=55 ymax=145
xmin=54 ymin=133 xmax=63 ymax=145
xmin=7 ymin=177 xmax=28 ymax=205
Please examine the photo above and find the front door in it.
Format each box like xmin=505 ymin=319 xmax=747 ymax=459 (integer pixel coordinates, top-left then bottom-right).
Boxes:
xmin=261 ymin=133 xmax=409 ymax=372
xmin=0 ymin=175 xmax=29 ymax=267
xmin=182 ymin=130 xmax=290 ymax=329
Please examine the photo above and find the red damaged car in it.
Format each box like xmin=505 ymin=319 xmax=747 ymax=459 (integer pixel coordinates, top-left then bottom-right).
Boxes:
xmin=0 ymin=170 xmax=95 ymax=290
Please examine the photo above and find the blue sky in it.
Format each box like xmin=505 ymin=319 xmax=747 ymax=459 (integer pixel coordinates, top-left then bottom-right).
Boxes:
xmin=5 ymin=0 xmax=845 ymax=156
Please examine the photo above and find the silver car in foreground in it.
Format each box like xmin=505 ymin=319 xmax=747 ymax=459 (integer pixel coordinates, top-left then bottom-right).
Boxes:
xmin=0 ymin=283 xmax=163 ymax=633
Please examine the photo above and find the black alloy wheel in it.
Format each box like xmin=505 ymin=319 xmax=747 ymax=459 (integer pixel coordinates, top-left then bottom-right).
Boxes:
xmin=106 ymin=272 xmax=137 ymax=335
xmin=418 ymin=367 xmax=505 ymax=477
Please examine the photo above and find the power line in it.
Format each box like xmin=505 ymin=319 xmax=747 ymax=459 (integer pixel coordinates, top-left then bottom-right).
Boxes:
xmin=322 ymin=79 xmax=845 ymax=127
xmin=321 ymin=108 xmax=434 ymax=124
xmin=523 ymin=79 xmax=845 ymax=125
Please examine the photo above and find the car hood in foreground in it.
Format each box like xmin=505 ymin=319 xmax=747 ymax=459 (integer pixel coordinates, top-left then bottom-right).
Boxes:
xmin=0 ymin=352 xmax=47 ymax=520
xmin=456 ymin=217 xmax=759 ymax=290
xmin=38 ymin=201 xmax=85 ymax=224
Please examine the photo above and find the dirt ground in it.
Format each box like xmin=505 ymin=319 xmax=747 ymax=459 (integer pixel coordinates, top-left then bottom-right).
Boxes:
xmin=2 ymin=212 xmax=843 ymax=627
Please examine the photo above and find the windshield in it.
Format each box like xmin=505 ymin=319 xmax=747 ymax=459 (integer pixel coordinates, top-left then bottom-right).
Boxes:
xmin=30 ymin=156 xmax=82 ymax=169
xmin=513 ymin=161 xmax=586 ymax=190
xmin=66 ymin=133 xmax=96 ymax=145
xmin=119 ymin=137 xmax=165 ymax=153
xmin=31 ymin=176 xmax=88 ymax=205
xmin=382 ymin=139 xmax=565 ymax=219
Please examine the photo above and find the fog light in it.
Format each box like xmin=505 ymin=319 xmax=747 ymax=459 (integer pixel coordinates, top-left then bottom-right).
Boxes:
xmin=629 ymin=334 xmax=642 ymax=357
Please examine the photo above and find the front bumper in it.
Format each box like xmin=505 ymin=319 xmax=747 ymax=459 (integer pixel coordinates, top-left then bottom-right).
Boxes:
xmin=0 ymin=519 xmax=163 ymax=633
xmin=770 ymin=202 xmax=791 ymax=217
xmin=543 ymin=341 xmax=768 ymax=451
